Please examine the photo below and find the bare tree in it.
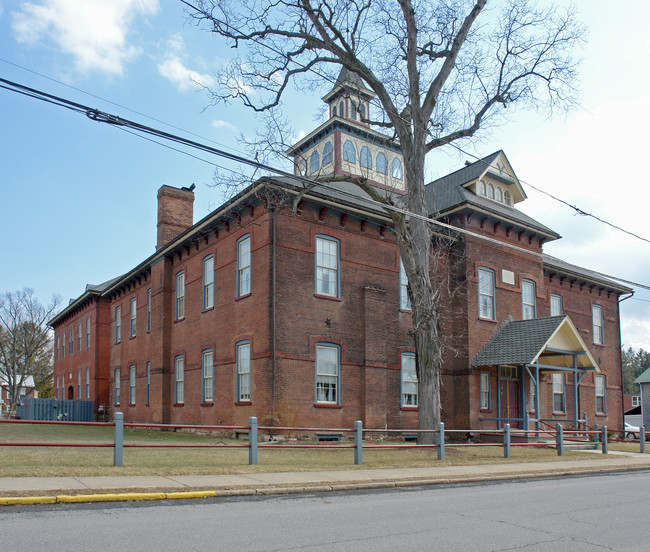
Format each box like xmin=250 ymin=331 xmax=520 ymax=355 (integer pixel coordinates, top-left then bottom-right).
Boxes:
xmin=185 ymin=0 xmax=584 ymax=441
xmin=0 ymin=289 xmax=60 ymax=415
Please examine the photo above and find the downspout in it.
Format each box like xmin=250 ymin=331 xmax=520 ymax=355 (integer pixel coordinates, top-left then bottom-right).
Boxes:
xmin=271 ymin=210 xmax=277 ymax=405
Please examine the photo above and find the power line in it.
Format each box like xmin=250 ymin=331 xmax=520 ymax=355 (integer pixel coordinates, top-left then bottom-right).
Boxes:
xmin=2 ymin=75 xmax=649 ymax=293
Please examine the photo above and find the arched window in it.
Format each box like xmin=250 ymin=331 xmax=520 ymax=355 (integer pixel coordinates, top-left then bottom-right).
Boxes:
xmin=360 ymin=146 xmax=372 ymax=169
xmin=310 ymin=150 xmax=320 ymax=174
xmin=350 ymin=101 xmax=357 ymax=120
xmin=376 ymin=152 xmax=387 ymax=174
xmin=343 ymin=140 xmax=356 ymax=163
xmin=322 ymin=142 xmax=333 ymax=165
xmin=496 ymin=187 xmax=503 ymax=203
xmin=339 ymin=101 xmax=344 ymax=118
xmin=359 ymin=103 xmax=366 ymax=120
xmin=391 ymin=158 xmax=403 ymax=179
xmin=332 ymin=105 xmax=337 ymax=118
xmin=504 ymin=190 xmax=511 ymax=205
xmin=487 ymin=183 xmax=495 ymax=199
xmin=479 ymin=180 xmax=486 ymax=196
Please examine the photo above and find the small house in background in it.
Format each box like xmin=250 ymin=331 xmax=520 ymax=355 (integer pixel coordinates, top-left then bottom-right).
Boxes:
xmin=0 ymin=375 xmax=38 ymax=417
xmin=634 ymin=370 xmax=650 ymax=428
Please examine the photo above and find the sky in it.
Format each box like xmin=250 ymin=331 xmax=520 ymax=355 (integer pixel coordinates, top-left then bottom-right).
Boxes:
xmin=1 ymin=1 xmax=649 ymax=350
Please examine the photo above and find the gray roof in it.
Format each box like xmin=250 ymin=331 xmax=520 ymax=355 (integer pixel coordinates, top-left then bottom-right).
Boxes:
xmin=635 ymin=366 xmax=650 ymax=384
xmin=472 ymin=316 xmax=567 ymax=367
xmin=425 ymin=151 xmax=559 ymax=239
xmin=543 ymin=253 xmax=632 ymax=294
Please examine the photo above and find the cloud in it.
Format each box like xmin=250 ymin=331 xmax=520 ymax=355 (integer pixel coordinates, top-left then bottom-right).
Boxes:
xmin=158 ymin=55 xmax=216 ymax=92
xmin=211 ymin=120 xmax=237 ymax=131
xmin=11 ymin=0 xmax=158 ymax=76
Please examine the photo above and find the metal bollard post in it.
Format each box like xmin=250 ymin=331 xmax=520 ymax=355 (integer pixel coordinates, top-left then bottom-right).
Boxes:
xmin=504 ymin=424 xmax=511 ymax=458
xmin=354 ymin=420 xmax=363 ymax=465
xmin=113 ymin=411 xmax=123 ymax=467
xmin=641 ymin=426 xmax=646 ymax=454
xmin=602 ymin=425 xmax=608 ymax=454
xmin=556 ymin=423 xmax=564 ymax=456
xmin=437 ymin=422 xmax=445 ymax=461
xmin=594 ymin=423 xmax=600 ymax=450
xmin=249 ymin=416 xmax=258 ymax=465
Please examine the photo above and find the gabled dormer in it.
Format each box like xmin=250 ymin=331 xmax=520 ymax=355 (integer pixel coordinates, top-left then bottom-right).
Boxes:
xmin=286 ymin=67 xmax=407 ymax=195
xmin=464 ymin=151 xmax=526 ymax=208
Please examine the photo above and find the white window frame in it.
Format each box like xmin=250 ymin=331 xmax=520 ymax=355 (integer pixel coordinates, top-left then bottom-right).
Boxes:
xmin=315 ymin=235 xmax=340 ymax=297
xmin=146 ymin=362 xmax=150 ymax=405
xmin=130 ymin=297 xmax=137 ymax=338
xmin=115 ymin=306 xmax=121 ymax=343
xmin=550 ymin=294 xmax=563 ymax=316
xmin=77 ymin=369 xmax=81 ymax=399
xmin=146 ymin=288 xmax=151 ymax=332
xmin=400 ymin=259 xmax=411 ymax=310
xmin=129 ymin=365 xmax=136 ymax=405
xmin=114 ymin=368 xmax=120 ymax=406
xmin=174 ymin=355 xmax=184 ymax=404
xmin=480 ymin=371 xmax=491 ymax=410
xmin=632 ymin=396 xmax=641 ymax=407
xmin=69 ymin=326 xmax=74 ymax=355
xmin=78 ymin=322 xmax=82 ymax=351
xmin=595 ymin=375 xmax=606 ymax=414
xmin=315 ymin=343 xmax=340 ymax=404
xmin=552 ymin=373 xmax=565 ymax=413
xmin=176 ymin=271 xmax=185 ymax=320
xmin=202 ymin=349 xmax=214 ymax=403
xmin=478 ymin=267 xmax=495 ymax=319
xmin=203 ymin=255 xmax=215 ymax=310
xmin=237 ymin=235 xmax=251 ymax=297
xmin=401 ymin=353 xmax=418 ymax=407
xmin=85 ymin=367 xmax=90 ymax=399
xmin=521 ymin=279 xmax=536 ymax=320
xmin=236 ymin=342 xmax=251 ymax=402
xmin=391 ymin=158 xmax=403 ymax=179
xmin=86 ymin=316 xmax=91 ymax=348
xmin=593 ymin=304 xmax=604 ymax=344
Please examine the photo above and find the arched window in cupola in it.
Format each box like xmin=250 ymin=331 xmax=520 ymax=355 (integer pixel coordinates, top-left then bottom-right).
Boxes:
xmin=376 ymin=152 xmax=387 ymax=174
xmin=360 ymin=146 xmax=372 ymax=169
xmin=343 ymin=140 xmax=356 ymax=163
xmin=332 ymin=104 xmax=337 ymax=118
xmin=391 ymin=158 xmax=403 ymax=179
xmin=359 ymin=103 xmax=366 ymax=120
xmin=504 ymin=190 xmax=511 ymax=205
xmin=310 ymin=150 xmax=320 ymax=174
xmin=322 ymin=142 xmax=333 ymax=165
xmin=487 ymin=183 xmax=495 ymax=199
xmin=339 ymin=101 xmax=345 ymax=118
xmin=496 ymin=187 xmax=503 ymax=203
xmin=350 ymin=100 xmax=357 ymax=120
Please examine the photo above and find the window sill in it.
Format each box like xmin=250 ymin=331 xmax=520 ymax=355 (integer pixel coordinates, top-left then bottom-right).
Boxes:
xmin=314 ymin=403 xmax=342 ymax=409
xmin=314 ymin=294 xmax=342 ymax=302
xmin=173 ymin=403 xmax=184 ymax=407
xmin=128 ymin=403 xmax=135 ymax=407
xmin=174 ymin=317 xmax=185 ymax=324
xmin=480 ymin=409 xmax=493 ymax=413
xmin=399 ymin=308 xmax=412 ymax=314
xmin=596 ymin=413 xmax=607 ymax=417
xmin=553 ymin=411 xmax=566 ymax=416
xmin=478 ymin=317 xmax=497 ymax=323
xmin=235 ymin=401 xmax=252 ymax=406
xmin=201 ymin=306 xmax=214 ymax=314
xmin=593 ymin=342 xmax=605 ymax=347
xmin=200 ymin=402 xmax=214 ymax=407
xmin=129 ymin=335 xmax=136 ymax=340
xmin=235 ymin=293 xmax=251 ymax=302
xmin=400 ymin=406 xmax=418 ymax=411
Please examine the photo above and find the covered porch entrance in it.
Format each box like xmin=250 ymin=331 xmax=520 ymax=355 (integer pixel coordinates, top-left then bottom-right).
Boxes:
xmin=473 ymin=315 xmax=600 ymax=431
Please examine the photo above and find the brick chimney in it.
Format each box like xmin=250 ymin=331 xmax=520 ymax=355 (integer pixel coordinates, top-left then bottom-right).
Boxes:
xmin=156 ymin=184 xmax=195 ymax=250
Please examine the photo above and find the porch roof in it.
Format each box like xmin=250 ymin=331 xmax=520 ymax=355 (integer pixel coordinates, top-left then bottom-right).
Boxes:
xmin=472 ymin=315 xmax=599 ymax=371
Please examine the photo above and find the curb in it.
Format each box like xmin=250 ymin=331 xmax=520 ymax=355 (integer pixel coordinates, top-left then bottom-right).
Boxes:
xmin=2 ymin=463 xmax=649 ymax=507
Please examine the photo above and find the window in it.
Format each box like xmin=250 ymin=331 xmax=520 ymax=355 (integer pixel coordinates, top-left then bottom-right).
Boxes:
xmin=339 ymin=100 xmax=344 ymax=117
xmin=203 ymin=255 xmax=214 ymax=310
xmin=86 ymin=316 xmax=91 ymax=348
xmin=130 ymin=297 xmax=137 ymax=338
xmin=77 ymin=370 xmax=81 ymax=399
xmin=504 ymin=190 xmax=511 ymax=205
xmin=478 ymin=268 xmax=495 ymax=319
xmin=332 ymin=104 xmax=337 ymax=118
xmin=176 ymin=272 xmax=185 ymax=319
xmin=479 ymin=180 xmax=486 ymax=196
xmin=521 ymin=279 xmax=536 ymax=320
xmin=115 ymin=306 xmax=121 ymax=343
xmin=236 ymin=342 xmax=251 ymax=402
xmin=315 ymin=343 xmax=340 ymax=403
xmin=62 ymin=332 xmax=65 ymax=358
xmin=593 ymin=305 xmax=604 ymax=344
xmin=400 ymin=259 xmax=411 ymax=310
xmin=129 ymin=365 xmax=136 ymax=405
xmin=529 ymin=377 xmax=536 ymax=412
xmin=487 ymin=183 xmax=495 ymax=199
xmin=632 ymin=396 xmax=641 ymax=407
xmin=114 ymin=368 xmax=120 ymax=406
xmin=69 ymin=326 xmax=74 ymax=354
xmin=310 ymin=150 xmax=320 ymax=173
xmin=401 ymin=353 xmax=418 ymax=407
xmin=496 ymin=187 xmax=503 ymax=203
xmin=550 ymin=294 xmax=563 ymax=316
xmin=146 ymin=362 xmax=150 ymax=405
xmin=359 ymin=103 xmax=366 ymax=120
xmin=237 ymin=235 xmax=251 ymax=296
xmin=350 ymin=100 xmax=357 ymax=120
xmin=174 ymin=356 xmax=184 ymax=404
xmin=146 ymin=288 xmax=151 ymax=332
xmin=77 ymin=322 xmax=82 ymax=351
xmin=376 ymin=152 xmax=387 ymax=174
xmin=480 ymin=372 xmax=491 ymax=410
xmin=315 ymin=236 xmax=339 ymax=297
xmin=343 ymin=140 xmax=356 ymax=163
xmin=360 ymin=146 xmax=372 ymax=169
xmin=552 ymin=373 xmax=565 ymax=412
xmin=56 ymin=336 xmax=59 ymax=361
xmin=85 ymin=367 xmax=90 ymax=399
xmin=391 ymin=158 xmax=403 ymax=179
xmin=202 ymin=349 xmax=214 ymax=403
xmin=322 ymin=142 xmax=333 ymax=165
xmin=595 ymin=375 xmax=606 ymax=414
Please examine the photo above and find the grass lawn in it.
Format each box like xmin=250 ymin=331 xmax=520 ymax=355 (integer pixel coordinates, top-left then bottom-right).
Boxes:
xmin=0 ymin=422 xmax=635 ymax=478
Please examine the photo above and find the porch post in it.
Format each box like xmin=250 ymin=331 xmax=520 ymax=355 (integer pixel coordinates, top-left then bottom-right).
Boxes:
xmin=535 ymin=364 xmax=541 ymax=433
xmin=496 ymin=365 xmax=502 ymax=429
xmin=521 ymin=366 xmax=528 ymax=435
xmin=573 ymin=354 xmax=579 ymax=430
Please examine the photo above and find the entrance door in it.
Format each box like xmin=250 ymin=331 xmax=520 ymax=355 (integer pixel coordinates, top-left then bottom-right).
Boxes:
xmin=500 ymin=380 xmax=520 ymax=428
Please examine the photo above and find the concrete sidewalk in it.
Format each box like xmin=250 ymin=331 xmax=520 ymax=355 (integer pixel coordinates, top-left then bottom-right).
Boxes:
xmin=2 ymin=452 xmax=650 ymax=505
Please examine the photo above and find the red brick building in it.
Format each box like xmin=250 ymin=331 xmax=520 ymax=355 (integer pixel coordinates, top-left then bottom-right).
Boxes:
xmin=50 ymin=71 xmax=630 ymax=432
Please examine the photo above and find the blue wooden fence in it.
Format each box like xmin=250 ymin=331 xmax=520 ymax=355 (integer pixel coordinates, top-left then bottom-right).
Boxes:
xmin=16 ymin=398 xmax=95 ymax=422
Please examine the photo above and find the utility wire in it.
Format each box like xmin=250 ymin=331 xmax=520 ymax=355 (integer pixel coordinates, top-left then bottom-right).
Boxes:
xmin=2 ymin=75 xmax=650 ymax=293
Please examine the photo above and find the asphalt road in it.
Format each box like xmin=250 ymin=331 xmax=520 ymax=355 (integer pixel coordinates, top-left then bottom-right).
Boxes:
xmin=2 ymin=472 xmax=649 ymax=551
